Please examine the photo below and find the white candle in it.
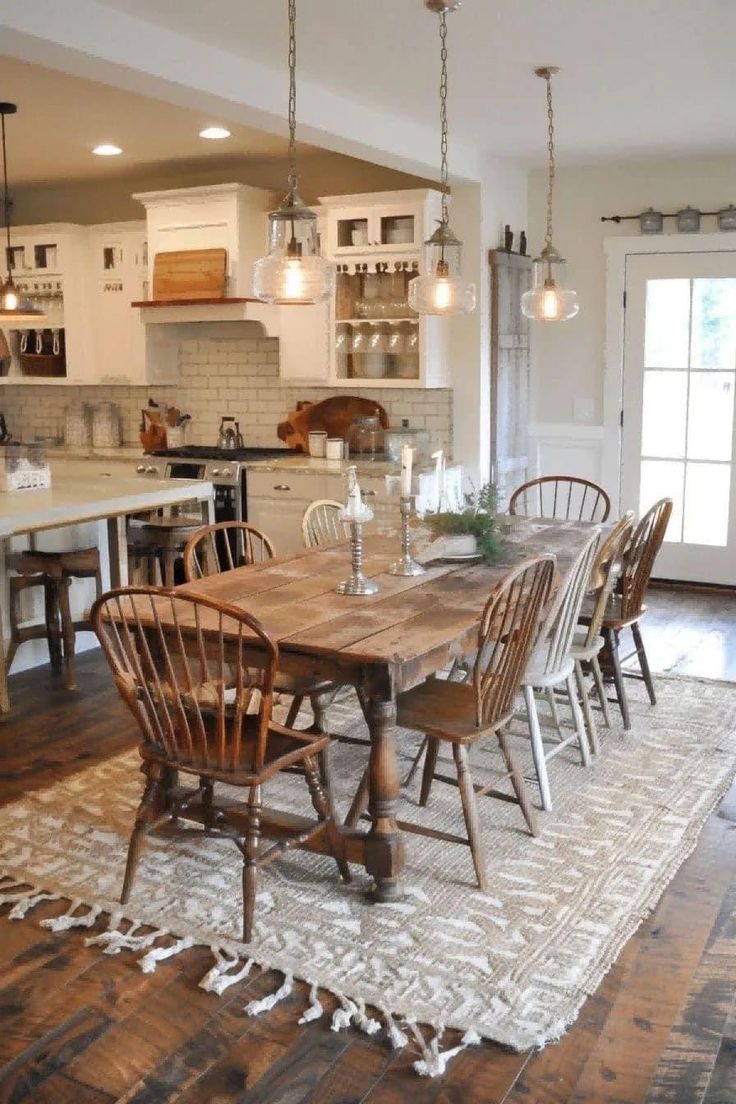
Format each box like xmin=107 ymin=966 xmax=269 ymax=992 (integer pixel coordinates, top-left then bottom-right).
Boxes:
xmin=345 ymin=465 xmax=363 ymax=519
xmin=400 ymin=443 xmax=413 ymax=497
xmin=432 ymin=449 xmax=444 ymax=512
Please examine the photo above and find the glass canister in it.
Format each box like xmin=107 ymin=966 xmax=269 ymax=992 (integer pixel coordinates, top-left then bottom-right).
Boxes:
xmin=64 ymin=401 xmax=92 ymax=447
xmin=92 ymin=401 xmax=122 ymax=448
xmin=347 ymin=414 xmax=385 ymax=459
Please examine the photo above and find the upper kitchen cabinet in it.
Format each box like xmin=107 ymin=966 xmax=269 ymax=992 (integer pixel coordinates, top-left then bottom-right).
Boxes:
xmin=84 ymin=222 xmax=149 ymax=385
xmin=321 ymin=189 xmax=441 ymax=256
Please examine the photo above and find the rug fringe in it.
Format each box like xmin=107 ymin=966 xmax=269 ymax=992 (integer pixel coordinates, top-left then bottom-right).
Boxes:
xmin=41 ymin=900 xmax=102 ymax=932
xmin=245 ymin=970 xmax=293 ymax=1016
xmin=139 ymin=935 xmax=195 ymax=974
xmin=84 ymin=918 xmax=167 ymax=954
xmin=408 ymin=1019 xmax=481 ymax=1077
xmin=382 ymin=1006 xmax=409 ymax=1049
xmin=199 ymin=949 xmax=255 ymax=995
xmin=331 ymin=992 xmax=382 ymax=1036
xmin=298 ymin=983 xmax=324 ymax=1024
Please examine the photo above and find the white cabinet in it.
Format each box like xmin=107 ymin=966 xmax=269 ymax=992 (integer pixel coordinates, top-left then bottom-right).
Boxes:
xmin=322 ymin=191 xmax=436 ymax=256
xmin=247 ymin=469 xmax=330 ymax=554
xmin=278 ymin=300 xmax=331 ymax=383
xmin=84 ymin=223 xmax=148 ymax=385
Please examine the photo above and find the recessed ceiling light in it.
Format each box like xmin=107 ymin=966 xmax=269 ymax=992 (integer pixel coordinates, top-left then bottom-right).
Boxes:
xmin=92 ymin=143 xmax=123 ymax=156
xmin=199 ymin=126 xmax=231 ymax=140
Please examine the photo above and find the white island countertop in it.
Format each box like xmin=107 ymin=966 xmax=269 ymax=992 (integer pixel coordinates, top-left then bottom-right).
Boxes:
xmin=0 ymin=462 xmax=213 ymax=538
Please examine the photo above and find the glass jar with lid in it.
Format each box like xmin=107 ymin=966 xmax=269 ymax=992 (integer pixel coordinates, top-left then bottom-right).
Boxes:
xmin=347 ymin=414 xmax=385 ymax=459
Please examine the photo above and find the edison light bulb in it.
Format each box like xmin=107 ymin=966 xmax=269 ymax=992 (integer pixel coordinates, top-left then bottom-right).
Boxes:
xmin=281 ymin=258 xmax=305 ymax=302
xmin=1 ymin=285 xmax=18 ymax=311
xmin=433 ymin=278 xmax=453 ymax=312
xmin=541 ymin=284 xmax=561 ymax=320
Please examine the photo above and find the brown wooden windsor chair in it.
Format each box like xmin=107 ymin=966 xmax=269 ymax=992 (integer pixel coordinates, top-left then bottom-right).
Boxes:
xmin=91 ymin=586 xmax=350 ymax=943
xmin=582 ymin=497 xmax=672 ymax=729
xmin=345 ymin=555 xmax=555 ymax=891
xmin=509 ymin=475 xmax=611 ymax=523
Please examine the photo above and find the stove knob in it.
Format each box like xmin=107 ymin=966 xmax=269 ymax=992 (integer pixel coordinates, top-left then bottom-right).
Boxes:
xmin=146 ymin=465 xmax=159 ymax=475
xmin=221 ymin=468 xmax=232 ymax=477
xmin=211 ymin=467 xmax=221 ymax=476
xmin=136 ymin=464 xmax=146 ymax=473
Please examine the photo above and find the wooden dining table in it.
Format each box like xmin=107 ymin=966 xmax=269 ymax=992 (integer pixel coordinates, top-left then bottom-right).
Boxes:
xmin=173 ymin=517 xmax=599 ymax=901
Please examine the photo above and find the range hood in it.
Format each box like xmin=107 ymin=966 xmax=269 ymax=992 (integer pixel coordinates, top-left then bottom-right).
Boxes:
xmin=131 ymin=183 xmax=279 ymax=335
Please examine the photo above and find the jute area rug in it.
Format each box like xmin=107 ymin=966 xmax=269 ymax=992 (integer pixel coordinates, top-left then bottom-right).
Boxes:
xmin=1 ymin=676 xmax=735 ymax=1068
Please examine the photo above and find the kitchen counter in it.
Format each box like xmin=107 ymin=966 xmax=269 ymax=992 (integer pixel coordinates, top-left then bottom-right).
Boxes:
xmin=243 ymin=454 xmax=450 ymax=478
xmin=0 ymin=465 xmax=213 ymax=538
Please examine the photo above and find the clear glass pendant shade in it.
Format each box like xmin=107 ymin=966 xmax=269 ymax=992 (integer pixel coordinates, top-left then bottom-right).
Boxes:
xmin=0 ymin=277 xmax=44 ymax=323
xmin=409 ymin=222 xmax=476 ymax=316
xmin=253 ymin=193 xmax=335 ymax=305
xmin=521 ymin=249 xmax=579 ymax=322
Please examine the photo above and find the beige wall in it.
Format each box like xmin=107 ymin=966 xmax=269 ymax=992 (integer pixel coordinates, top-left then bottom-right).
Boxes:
xmin=528 ymin=154 xmax=736 ymax=426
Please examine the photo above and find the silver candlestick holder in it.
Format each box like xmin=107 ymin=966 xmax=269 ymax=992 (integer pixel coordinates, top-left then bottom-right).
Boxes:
xmin=336 ymin=517 xmax=379 ymax=596
xmin=389 ymin=495 xmax=427 ymax=577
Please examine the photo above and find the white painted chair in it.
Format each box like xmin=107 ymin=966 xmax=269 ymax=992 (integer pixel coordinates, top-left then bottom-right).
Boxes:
xmin=572 ymin=512 xmax=635 ymax=753
xmin=516 ymin=528 xmax=601 ymax=811
xmin=301 ymin=500 xmax=348 ymax=549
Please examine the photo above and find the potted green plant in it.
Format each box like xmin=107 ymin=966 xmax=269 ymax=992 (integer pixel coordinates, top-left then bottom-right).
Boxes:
xmin=423 ymin=483 xmax=501 ymax=563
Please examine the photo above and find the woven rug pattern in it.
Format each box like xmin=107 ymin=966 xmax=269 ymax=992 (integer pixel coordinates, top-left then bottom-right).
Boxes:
xmin=1 ymin=676 xmax=735 ymax=1053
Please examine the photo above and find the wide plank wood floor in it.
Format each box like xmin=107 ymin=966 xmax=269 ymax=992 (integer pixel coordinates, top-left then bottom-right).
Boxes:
xmin=0 ymin=589 xmax=735 ymax=1103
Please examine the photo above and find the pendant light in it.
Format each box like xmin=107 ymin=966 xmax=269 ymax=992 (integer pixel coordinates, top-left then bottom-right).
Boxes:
xmin=0 ymin=103 xmax=43 ymax=324
xmin=521 ymin=68 xmax=579 ymax=323
xmin=409 ymin=0 xmax=476 ymax=317
xmin=253 ymin=0 xmax=334 ymax=305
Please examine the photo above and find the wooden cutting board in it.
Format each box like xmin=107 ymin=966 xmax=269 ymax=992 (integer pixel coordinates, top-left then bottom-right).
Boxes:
xmin=277 ymin=396 xmax=389 ymax=451
xmin=152 ymin=248 xmax=227 ymax=301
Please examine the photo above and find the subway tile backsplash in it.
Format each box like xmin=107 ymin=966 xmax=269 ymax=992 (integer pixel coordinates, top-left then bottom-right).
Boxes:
xmin=1 ymin=338 xmax=453 ymax=456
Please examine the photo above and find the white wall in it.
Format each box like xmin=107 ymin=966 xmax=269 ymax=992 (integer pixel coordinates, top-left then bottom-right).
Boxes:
xmin=527 ymin=153 xmax=736 ymax=487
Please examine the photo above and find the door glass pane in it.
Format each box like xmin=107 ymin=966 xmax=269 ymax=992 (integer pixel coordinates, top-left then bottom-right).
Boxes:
xmin=691 ymin=278 xmax=736 ymax=369
xmin=641 ymin=370 xmax=687 ymax=458
xmin=644 ymin=279 xmax=690 ymax=368
xmin=640 ymin=459 xmax=684 ymax=543
xmin=683 ymin=463 xmax=731 ymax=546
xmin=687 ymin=372 xmax=735 ymax=461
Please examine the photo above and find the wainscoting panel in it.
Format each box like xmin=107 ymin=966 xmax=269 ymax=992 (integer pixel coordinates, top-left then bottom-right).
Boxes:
xmin=527 ymin=422 xmax=608 ymax=496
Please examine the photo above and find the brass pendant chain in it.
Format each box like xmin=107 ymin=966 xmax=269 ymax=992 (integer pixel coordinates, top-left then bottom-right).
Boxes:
xmin=1 ymin=111 xmax=11 ymax=269
xmin=544 ymin=71 xmax=555 ymax=253
xmin=287 ymin=0 xmax=298 ymax=197
xmin=439 ymin=10 xmax=449 ymax=227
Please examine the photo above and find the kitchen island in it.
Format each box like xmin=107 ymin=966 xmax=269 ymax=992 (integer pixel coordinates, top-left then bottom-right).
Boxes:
xmin=0 ymin=463 xmax=214 ymax=713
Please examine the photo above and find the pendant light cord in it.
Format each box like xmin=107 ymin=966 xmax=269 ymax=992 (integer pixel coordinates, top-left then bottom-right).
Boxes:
xmin=544 ymin=72 xmax=555 ymax=253
xmin=287 ymin=0 xmax=298 ymax=197
xmin=439 ymin=11 xmax=449 ymax=227
xmin=1 ymin=111 xmax=11 ymax=277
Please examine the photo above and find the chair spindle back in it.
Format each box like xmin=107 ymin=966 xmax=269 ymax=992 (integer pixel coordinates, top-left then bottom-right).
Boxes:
xmin=183 ymin=522 xmax=275 ymax=581
xmin=91 ymin=587 xmax=278 ymax=775
xmin=509 ymin=476 xmax=611 ymax=523
xmin=619 ymin=498 xmax=673 ymax=621
xmin=582 ymin=512 xmax=635 ymax=647
xmin=301 ymin=500 xmax=349 ymax=549
xmin=535 ymin=529 xmax=601 ymax=675
xmin=473 ymin=554 xmax=556 ymax=728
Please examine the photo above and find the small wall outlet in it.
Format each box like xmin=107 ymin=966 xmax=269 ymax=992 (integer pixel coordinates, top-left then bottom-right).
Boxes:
xmin=573 ymin=398 xmax=595 ymax=424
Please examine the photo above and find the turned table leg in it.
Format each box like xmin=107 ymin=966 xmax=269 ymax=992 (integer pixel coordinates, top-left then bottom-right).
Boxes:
xmin=363 ymin=687 xmax=405 ymax=901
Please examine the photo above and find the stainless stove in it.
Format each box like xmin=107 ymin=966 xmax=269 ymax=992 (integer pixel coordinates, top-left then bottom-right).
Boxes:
xmin=135 ymin=445 xmax=291 ymax=523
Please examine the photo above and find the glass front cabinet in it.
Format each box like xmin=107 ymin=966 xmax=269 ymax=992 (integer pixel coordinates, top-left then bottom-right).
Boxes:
xmin=278 ymin=189 xmax=450 ymax=389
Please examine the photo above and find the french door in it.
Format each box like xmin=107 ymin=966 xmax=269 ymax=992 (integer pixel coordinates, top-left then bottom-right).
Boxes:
xmin=621 ymin=252 xmax=736 ymax=585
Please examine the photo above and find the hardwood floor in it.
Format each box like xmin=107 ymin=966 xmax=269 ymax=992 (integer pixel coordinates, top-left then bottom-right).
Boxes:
xmin=0 ymin=589 xmax=735 ymax=1103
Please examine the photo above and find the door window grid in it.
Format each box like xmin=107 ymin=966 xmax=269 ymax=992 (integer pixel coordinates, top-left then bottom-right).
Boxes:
xmin=641 ymin=278 xmax=735 ymax=547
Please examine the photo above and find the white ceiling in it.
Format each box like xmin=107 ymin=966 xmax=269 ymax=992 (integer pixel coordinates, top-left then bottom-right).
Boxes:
xmin=98 ymin=0 xmax=736 ymax=164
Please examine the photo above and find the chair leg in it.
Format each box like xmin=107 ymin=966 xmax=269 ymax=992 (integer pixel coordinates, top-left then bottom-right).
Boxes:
xmin=496 ymin=726 xmax=538 ymax=837
xmin=453 ymin=744 xmax=488 ymax=892
xmin=632 ymin=621 xmax=656 ymax=706
xmin=545 ymin=687 xmax=563 ymax=739
xmin=304 ymin=753 xmax=351 ymax=883
xmin=403 ymin=736 xmax=428 ymax=787
xmin=523 ymin=685 xmax=553 ymax=811
xmin=419 ymin=737 xmax=440 ymax=807
xmin=605 ymin=627 xmax=631 ymax=730
xmin=591 ymin=654 xmax=612 ymax=728
xmin=242 ymin=784 xmax=261 ymax=944
xmin=575 ymin=659 xmax=599 ymax=756
xmin=120 ymin=763 xmax=163 ymax=904
xmin=344 ymin=765 xmax=370 ymax=828
xmin=566 ymin=672 xmax=591 ymax=766
xmin=43 ymin=579 xmax=63 ymax=674
xmin=56 ymin=578 xmax=77 ymax=691
xmin=285 ymin=695 xmax=303 ymax=728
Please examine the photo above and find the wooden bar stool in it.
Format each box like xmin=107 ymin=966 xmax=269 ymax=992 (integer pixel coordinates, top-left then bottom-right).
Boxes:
xmin=6 ymin=547 xmax=103 ymax=691
xmin=128 ymin=515 xmax=204 ymax=587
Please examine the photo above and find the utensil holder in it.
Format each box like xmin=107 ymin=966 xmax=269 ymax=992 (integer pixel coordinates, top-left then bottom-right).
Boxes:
xmin=389 ymin=495 xmax=426 ymax=577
